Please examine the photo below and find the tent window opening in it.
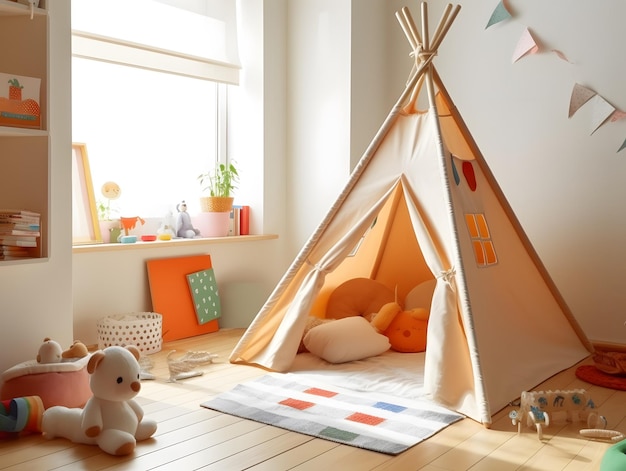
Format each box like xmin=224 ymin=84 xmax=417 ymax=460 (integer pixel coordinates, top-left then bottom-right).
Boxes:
xmin=465 ymin=213 xmax=498 ymax=267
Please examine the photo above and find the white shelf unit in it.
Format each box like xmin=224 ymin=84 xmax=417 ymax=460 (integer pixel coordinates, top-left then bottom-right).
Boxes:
xmin=0 ymin=0 xmax=48 ymax=259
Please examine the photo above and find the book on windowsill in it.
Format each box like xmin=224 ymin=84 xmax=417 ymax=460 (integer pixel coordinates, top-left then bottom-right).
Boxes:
xmin=229 ymin=205 xmax=250 ymax=236
xmin=228 ymin=207 xmax=240 ymax=236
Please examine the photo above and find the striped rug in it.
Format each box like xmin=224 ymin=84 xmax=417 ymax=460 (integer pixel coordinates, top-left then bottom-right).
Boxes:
xmin=201 ymin=373 xmax=462 ymax=455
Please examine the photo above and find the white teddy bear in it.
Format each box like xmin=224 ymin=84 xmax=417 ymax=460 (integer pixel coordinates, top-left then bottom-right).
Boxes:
xmin=41 ymin=345 xmax=157 ymax=456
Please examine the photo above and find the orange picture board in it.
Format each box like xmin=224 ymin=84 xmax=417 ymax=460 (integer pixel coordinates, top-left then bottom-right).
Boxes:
xmin=146 ymin=254 xmax=219 ymax=341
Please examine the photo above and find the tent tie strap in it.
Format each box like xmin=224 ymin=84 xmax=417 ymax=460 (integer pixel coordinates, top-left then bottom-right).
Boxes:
xmin=411 ymin=48 xmax=437 ymax=67
xmin=439 ymin=267 xmax=456 ymax=283
xmin=305 ymin=259 xmax=332 ymax=275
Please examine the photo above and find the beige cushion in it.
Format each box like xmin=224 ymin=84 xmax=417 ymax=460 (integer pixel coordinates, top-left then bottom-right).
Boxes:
xmin=303 ymin=316 xmax=390 ymax=363
xmin=405 ymin=279 xmax=437 ymax=310
xmin=326 ymin=278 xmax=394 ymax=321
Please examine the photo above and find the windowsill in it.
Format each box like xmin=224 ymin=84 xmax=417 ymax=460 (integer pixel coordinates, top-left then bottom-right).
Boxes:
xmin=72 ymin=234 xmax=278 ymax=253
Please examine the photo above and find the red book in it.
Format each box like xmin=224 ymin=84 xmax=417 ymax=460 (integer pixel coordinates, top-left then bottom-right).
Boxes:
xmin=240 ymin=206 xmax=250 ymax=235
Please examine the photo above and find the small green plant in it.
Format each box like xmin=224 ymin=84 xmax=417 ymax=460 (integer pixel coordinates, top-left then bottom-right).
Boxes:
xmin=96 ymin=199 xmax=118 ymax=221
xmin=198 ymin=162 xmax=239 ymax=197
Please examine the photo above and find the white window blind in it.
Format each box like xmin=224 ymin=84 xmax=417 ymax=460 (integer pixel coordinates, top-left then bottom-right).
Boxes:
xmin=71 ymin=0 xmax=240 ymax=84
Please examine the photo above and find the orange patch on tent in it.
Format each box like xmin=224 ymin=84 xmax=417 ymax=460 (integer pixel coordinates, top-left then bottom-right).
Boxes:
xmin=465 ymin=214 xmax=479 ymax=238
xmin=483 ymin=240 xmax=497 ymax=265
xmin=475 ymin=214 xmax=490 ymax=238
xmin=462 ymin=161 xmax=477 ymax=191
xmin=472 ymin=240 xmax=486 ymax=265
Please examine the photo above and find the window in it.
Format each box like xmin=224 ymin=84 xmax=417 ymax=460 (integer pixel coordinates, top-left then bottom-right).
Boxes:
xmin=71 ymin=0 xmax=239 ymax=220
xmin=465 ymin=213 xmax=498 ymax=267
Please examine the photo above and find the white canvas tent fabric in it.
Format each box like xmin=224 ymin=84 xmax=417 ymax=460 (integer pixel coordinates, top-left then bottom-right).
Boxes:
xmin=230 ymin=3 xmax=592 ymax=425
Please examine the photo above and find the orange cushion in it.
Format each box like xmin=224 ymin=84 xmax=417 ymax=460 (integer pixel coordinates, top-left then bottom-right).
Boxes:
xmin=325 ymin=278 xmax=394 ymax=321
xmin=384 ymin=309 xmax=429 ymax=353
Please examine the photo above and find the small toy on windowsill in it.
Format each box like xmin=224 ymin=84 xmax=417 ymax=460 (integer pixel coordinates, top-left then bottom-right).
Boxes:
xmin=174 ymin=200 xmax=201 ymax=239
xmin=167 ymin=350 xmax=218 ymax=382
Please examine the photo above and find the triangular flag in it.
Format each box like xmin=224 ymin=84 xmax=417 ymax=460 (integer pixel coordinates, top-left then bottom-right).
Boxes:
xmin=568 ymin=83 xmax=596 ymax=118
xmin=618 ymin=138 xmax=626 ymax=153
xmin=486 ymin=1 xmax=511 ymax=29
xmin=512 ymin=28 xmax=539 ymax=63
xmin=588 ymin=95 xmax=615 ymax=135
xmin=610 ymin=110 xmax=626 ymax=122
xmin=552 ymin=49 xmax=572 ymax=63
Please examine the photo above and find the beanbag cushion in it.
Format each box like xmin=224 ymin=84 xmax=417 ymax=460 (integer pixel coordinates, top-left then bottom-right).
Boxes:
xmin=326 ymin=278 xmax=394 ymax=321
xmin=303 ymin=316 xmax=390 ymax=363
xmin=1 ymin=356 xmax=91 ymax=409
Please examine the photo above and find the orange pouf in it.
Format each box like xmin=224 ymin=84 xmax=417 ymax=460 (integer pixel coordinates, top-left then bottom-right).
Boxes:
xmin=1 ymin=356 xmax=92 ymax=409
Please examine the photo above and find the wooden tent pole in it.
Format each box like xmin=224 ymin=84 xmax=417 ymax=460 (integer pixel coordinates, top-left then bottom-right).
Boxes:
xmin=421 ymin=2 xmax=429 ymax=52
xmin=430 ymin=4 xmax=461 ymax=52
xmin=398 ymin=7 xmax=422 ymax=49
xmin=430 ymin=3 xmax=453 ymax=48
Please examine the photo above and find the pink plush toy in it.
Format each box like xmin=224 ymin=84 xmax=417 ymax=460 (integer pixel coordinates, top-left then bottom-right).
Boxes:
xmin=41 ymin=345 xmax=157 ymax=456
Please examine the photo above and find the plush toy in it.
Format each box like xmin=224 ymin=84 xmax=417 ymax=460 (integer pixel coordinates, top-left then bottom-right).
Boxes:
xmin=41 ymin=345 xmax=157 ymax=456
xmin=175 ymin=200 xmax=200 ymax=238
xmin=62 ymin=341 xmax=89 ymax=360
xmin=383 ymin=308 xmax=429 ymax=353
xmin=37 ymin=338 xmax=63 ymax=364
xmin=370 ymin=301 xmax=402 ymax=333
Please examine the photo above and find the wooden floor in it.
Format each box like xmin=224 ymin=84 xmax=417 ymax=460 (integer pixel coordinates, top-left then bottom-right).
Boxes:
xmin=0 ymin=329 xmax=621 ymax=470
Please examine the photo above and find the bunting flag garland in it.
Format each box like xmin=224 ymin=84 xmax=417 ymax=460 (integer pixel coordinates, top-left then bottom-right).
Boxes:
xmin=568 ymin=83 xmax=596 ymax=118
xmin=551 ymin=49 xmax=572 ymax=63
xmin=486 ymin=4 xmax=626 ymax=155
xmin=512 ymin=28 xmax=539 ymax=63
xmin=588 ymin=95 xmax=615 ymax=135
xmin=610 ymin=110 xmax=626 ymax=123
xmin=486 ymin=1 xmax=511 ymax=29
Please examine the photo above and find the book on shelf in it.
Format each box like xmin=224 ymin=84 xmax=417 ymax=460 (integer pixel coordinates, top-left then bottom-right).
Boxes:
xmin=0 ymin=214 xmax=40 ymax=225
xmin=0 ymin=228 xmax=40 ymax=237
xmin=0 ymin=209 xmax=40 ymax=219
xmin=0 ymin=221 xmax=40 ymax=231
xmin=0 ymin=245 xmax=38 ymax=259
xmin=0 ymin=235 xmax=39 ymax=247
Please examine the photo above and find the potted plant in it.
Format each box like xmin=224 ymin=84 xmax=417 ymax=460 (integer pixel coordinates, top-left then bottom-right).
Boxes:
xmin=197 ymin=162 xmax=239 ymax=212
xmin=97 ymin=181 xmax=121 ymax=243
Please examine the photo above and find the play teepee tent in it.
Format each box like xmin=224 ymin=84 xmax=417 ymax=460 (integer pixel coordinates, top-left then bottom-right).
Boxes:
xmin=230 ymin=3 xmax=592 ymax=425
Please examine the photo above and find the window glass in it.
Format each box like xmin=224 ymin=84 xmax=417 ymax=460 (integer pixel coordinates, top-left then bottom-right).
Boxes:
xmin=72 ymin=57 xmax=219 ymax=217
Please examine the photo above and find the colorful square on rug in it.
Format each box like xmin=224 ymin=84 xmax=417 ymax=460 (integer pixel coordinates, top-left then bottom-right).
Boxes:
xmin=201 ymin=373 xmax=462 ymax=455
